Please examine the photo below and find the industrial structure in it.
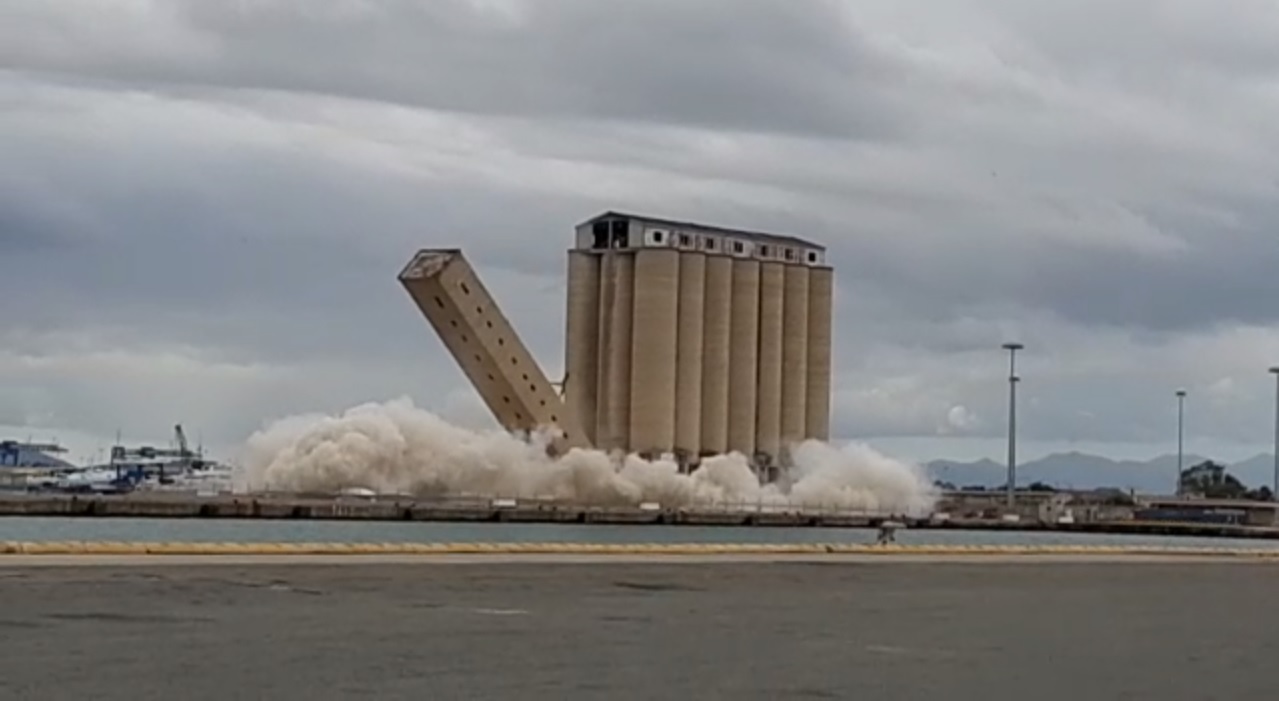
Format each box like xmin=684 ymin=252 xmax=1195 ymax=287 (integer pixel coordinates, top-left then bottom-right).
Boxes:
xmin=0 ymin=440 xmax=68 ymax=468
xmin=400 ymin=211 xmax=834 ymax=474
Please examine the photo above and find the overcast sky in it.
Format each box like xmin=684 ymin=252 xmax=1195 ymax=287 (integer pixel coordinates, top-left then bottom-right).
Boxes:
xmin=3 ymin=0 xmax=1279 ymax=466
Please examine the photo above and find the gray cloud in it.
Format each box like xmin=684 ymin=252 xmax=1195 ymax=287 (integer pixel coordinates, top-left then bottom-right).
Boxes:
xmin=2 ymin=0 xmax=1279 ymax=462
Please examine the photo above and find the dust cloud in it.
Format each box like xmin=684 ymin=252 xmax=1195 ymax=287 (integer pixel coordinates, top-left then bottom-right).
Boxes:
xmin=236 ymin=397 xmax=938 ymax=515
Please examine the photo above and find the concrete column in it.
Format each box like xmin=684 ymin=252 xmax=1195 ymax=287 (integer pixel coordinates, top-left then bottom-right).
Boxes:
xmin=675 ymin=252 xmax=706 ymax=457
xmin=565 ymin=251 xmax=601 ymax=445
xmin=727 ymin=259 xmax=761 ymax=457
xmin=700 ymin=255 xmax=733 ymax=456
xmin=805 ymin=267 xmax=834 ymax=441
xmin=755 ymin=261 xmax=784 ymax=464
xmin=629 ymin=249 xmax=680 ymax=456
xmin=780 ymin=264 xmax=810 ymax=456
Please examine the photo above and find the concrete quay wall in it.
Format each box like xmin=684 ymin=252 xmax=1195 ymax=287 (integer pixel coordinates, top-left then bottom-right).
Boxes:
xmin=1 ymin=494 xmax=1278 ymax=540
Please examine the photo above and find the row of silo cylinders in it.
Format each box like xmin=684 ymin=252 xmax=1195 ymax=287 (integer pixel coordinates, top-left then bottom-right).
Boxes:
xmin=565 ymin=248 xmax=833 ymax=466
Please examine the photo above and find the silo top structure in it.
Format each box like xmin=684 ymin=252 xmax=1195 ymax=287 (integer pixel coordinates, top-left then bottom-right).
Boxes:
xmin=571 ymin=212 xmax=828 ymax=266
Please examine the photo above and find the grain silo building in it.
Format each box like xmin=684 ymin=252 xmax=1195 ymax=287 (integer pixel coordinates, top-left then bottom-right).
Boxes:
xmin=563 ymin=212 xmax=834 ymax=471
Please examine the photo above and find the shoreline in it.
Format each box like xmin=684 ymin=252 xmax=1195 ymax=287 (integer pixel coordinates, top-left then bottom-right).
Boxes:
xmin=3 ymin=493 xmax=1278 ymax=541
xmin=4 ymin=541 xmax=1279 ymax=564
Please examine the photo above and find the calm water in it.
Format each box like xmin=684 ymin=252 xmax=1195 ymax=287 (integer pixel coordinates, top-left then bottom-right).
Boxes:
xmin=1 ymin=517 xmax=1277 ymax=549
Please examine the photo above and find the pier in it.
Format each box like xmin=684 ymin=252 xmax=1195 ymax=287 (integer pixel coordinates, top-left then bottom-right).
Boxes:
xmin=3 ymin=493 xmax=1279 ymax=540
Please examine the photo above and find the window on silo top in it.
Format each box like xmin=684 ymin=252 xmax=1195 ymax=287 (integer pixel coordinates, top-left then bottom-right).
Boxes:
xmin=610 ymin=220 xmax=628 ymax=248
xmin=592 ymin=222 xmax=609 ymax=249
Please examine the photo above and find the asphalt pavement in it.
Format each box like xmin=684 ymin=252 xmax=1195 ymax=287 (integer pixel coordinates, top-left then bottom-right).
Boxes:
xmin=0 ymin=560 xmax=1274 ymax=699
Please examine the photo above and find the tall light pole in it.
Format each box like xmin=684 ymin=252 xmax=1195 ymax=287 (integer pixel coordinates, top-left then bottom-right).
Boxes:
xmin=1175 ymin=389 xmax=1186 ymax=496
xmin=1269 ymin=368 xmax=1279 ymax=502
xmin=1002 ymin=343 xmax=1023 ymax=510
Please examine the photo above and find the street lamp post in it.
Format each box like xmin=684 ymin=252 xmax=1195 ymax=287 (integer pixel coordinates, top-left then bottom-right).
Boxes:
xmin=1269 ymin=368 xmax=1279 ymax=502
xmin=1002 ymin=343 xmax=1023 ymax=510
xmin=1175 ymin=389 xmax=1186 ymax=496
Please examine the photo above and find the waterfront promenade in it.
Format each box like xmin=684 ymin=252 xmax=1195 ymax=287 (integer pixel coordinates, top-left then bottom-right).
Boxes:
xmin=0 ymin=560 xmax=1273 ymax=699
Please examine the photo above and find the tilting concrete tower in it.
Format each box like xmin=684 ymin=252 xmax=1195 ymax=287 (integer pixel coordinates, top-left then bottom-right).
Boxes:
xmin=399 ymin=249 xmax=589 ymax=455
xmin=564 ymin=212 xmax=834 ymax=469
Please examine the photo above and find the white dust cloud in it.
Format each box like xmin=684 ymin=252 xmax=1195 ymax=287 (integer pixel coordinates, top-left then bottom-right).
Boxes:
xmin=237 ymin=397 xmax=938 ymax=515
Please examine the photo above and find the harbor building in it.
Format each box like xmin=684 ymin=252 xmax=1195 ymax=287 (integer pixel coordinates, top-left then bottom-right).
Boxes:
xmin=400 ymin=211 xmax=834 ymax=473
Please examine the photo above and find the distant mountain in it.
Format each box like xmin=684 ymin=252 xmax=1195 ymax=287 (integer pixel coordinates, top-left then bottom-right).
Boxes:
xmin=921 ymin=451 xmax=1269 ymax=493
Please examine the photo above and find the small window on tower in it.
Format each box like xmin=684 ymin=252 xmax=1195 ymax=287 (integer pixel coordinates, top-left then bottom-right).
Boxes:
xmin=610 ymin=220 xmax=628 ymax=248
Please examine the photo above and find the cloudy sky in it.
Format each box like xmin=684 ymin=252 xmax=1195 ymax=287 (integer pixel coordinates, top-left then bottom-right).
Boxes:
xmin=3 ymin=0 xmax=1279 ymax=466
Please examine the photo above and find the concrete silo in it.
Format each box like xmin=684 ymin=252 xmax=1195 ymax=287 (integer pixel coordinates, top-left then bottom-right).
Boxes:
xmin=402 ymin=211 xmax=832 ymax=476
xmin=699 ymin=255 xmax=733 ymax=457
xmin=398 ymin=249 xmax=588 ymax=454
xmin=805 ymin=266 xmax=835 ymax=441
xmin=780 ymin=264 xmax=811 ymax=454
xmin=755 ymin=261 xmax=785 ymax=462
xmin=602 ymin=252 xmax=635 ymax=452
xmin=564 ymin=250 xmax=601 ymax=445
xmin=727 ymin=258 xmax=761 ymax=458
xmin=675 ymin=252 xmax=707 ymax=459
xmin=628 ymin=248 xmax=681 ymax=456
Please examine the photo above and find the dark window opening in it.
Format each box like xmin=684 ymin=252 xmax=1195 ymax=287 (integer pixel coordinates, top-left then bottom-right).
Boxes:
xmin=434 ymin=296 xmax=445 ymax=308
xmin=450 ymin=320 xmax=458 ymax=327
xmin=592 ymin=221 xmax=609 ymax=249
xmin=515 ymin=413 xmax=523 ymax=420
xmin=705 ymin=239 xmax=717 ymax=251
xmin=487 ymin=373 xmax=495 ymax=381
xmin=503 ymin=396 xmax=511 ymax=404
xmin=540 ymin=400 xmax=547 ymax=406
xmin=551 ymin=415 xmax=558 ymax=422
xmin=733 ymin=241 xmax=745 ymax=254
xmin=808 ymin=251 xmax=818 ymax=263
xmin=529 ymin=384 xmax=536 ymax=391
xmin=759 ymin=245 xmax=770 ymax=257
xmin=652 ymin=230 xmax=664 ymax=244
xmin=511 ymin=358 xmax=518 ymax=365
xmin=679 ymin=234 xmax=691 ymax=246
xmin=461 ymin=335 xmax=468 ymax=343
xmin=498 ymin=338 xmax=505 ymax=346
xmin=459 ymin=282 xmax=471 ymax=295
xmin=610 ymin=219 xmax=627 ymax=248
xmin=487 ymin=321 xmax=494 ymax=328
xmin=522 ymin=374 xmax=529 ymax=381
xmin=475 ymin=355 xmax=482 ymax=362
xmin=476 ymin=306 xmax=483 ymax=314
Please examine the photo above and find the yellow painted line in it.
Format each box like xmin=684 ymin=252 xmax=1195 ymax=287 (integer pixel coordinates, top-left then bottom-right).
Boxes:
xmin=2 ymin=542 xmax=1279 ymax=557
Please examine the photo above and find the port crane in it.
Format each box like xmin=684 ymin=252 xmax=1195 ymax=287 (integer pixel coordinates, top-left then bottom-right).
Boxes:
xmin=108 ymin=424 xmax=205 ymax=482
